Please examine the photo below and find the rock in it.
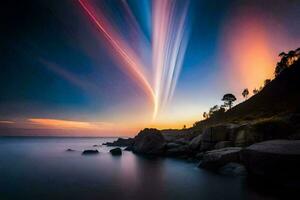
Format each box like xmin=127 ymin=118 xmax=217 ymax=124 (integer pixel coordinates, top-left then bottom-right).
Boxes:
xmin=200 ymin=124 xmax=236 ymax=151
xmin=93 ymin=144 xmax=101 ymax=147
xmin=233 ymin=119 xmax=294 ymax=147
xmin=132 ymin=128 xmax=165 ymax=155
xmin=165 ymin=142 xmax=182 ymax=149
xmin=289 ymin=132 xmax=300 ymax=140
xmin=195 ymin=152 xmax=204 ymax=160
xmin=110 ymin=148 xmax=122 ymax=156
xmin=103 ymin=138 xmax=134 ymax=147
xmin=214 ymin=141 xmax=233 ymax=149
xmin=124 ymin=145 xmax=133 ymax=151
xmin=82 ymin=149 xmax=99 ymax=155
xmin=165 ymin=145 xmax=190 ymax=157
xmin=188 ymin=134 xmax=202 ymax=150
xmin=198 ymin=147 xmax=242 ymax=170
xmin=241 ymin=140 xmax=300 ymax=179
xmin=174 ymin=138 xmax=190 ymax=145
xmin=218 ymin=162 xmax=247 ymax=176
xmin=66 ymin=148 xmax=75 ymax=152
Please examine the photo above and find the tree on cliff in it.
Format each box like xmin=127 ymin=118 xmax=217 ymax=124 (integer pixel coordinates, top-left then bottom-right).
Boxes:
xmin=242 ymin=88 xmax=249 ymax=100
xmin=203 ymin=112 xmax=208 ymax=119
xmin=275 ymin=48 xmax=300 ymax=77
xmin=222 ymin=93 xmax=236 ymax=109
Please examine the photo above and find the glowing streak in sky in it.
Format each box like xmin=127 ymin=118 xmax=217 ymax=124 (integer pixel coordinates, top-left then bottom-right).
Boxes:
xmin=78 ymin=0 xmax=154 ymax=102
xmin=78 ymin=0 xmax=190 ymax=120
xmin=152 ymin=0 xmax=190 ymax=118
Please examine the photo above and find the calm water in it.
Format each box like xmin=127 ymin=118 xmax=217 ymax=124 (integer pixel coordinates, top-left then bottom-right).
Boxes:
xmin=0 ymin=137 xmax=278 ymax=200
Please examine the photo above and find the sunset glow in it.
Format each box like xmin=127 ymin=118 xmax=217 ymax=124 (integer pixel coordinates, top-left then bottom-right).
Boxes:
xmin=1 ymin=0 xmax=299 ymax=136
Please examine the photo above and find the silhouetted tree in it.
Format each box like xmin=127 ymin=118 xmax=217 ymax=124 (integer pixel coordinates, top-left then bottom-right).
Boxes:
xmin=264 ymin=79 xmax=271 ymax=86
xmin=242 ymin=88 xmax=249 ymax=100
xmin=209 ymin=105 xmax=219 ymax=117
xmin=203 ymin=112 xmax=208 ymax=119
xmin=275 ymin=48 xmax=300 ymax=77
xmin=183 ymin=125 xmax=186 ymax=129
xmin=253 ymin=88 xmax=259 ymax=95
xmin=222 ymin=94 xmax=236 ymax=109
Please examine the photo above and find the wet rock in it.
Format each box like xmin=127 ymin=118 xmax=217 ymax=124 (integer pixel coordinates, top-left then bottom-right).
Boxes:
xmin=82 ymin=149 xmax=99 ymax=155
xmin=110 ymin=148 xmax=122 ymax=156
xmin=198 ymin=147 xmax=242 ymax=170
xmin=132 ymin=128 xmax=165 ymax=155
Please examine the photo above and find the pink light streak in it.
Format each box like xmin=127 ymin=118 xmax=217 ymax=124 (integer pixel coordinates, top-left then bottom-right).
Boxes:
xmin=78 ymin=0 xmax=154 ymax=102
xmin=78 ymin=0 xmax=190 ymax=120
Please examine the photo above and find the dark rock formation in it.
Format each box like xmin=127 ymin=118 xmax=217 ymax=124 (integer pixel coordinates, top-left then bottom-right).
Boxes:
xmin=188 ymin=134 xmax=202 ymax=150
xmin=198 ymin=147 xmax=242 ymax=170
xmin=214 ymin=141 xmax=233 ymax=149
xmin=241 ymin=140 xmax=300 ymax=179
xmin=103 ymin=138 xmax=134 ymax=147
xmin=165 ymin=142 xmax=182 ymax=149
xmin=132 ymin=128 xmax=165 ymax=155
xmin=110 ymin=148 xmax=122 ymax=156
xmin=200 ymin=124 xmax=237 ymax=151
xmin=165 ymin=145 xmax=191 ymax=157
xmin=82 ymin=149 xmax=99 ymax=155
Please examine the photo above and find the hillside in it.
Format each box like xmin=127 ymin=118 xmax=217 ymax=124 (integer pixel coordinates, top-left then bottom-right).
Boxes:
xmin=193 ymin=59 xmax=300 ymax=129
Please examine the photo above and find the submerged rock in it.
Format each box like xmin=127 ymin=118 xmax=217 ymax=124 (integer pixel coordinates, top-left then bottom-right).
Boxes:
xmin=198 ymin=147 xmax=242 ymax=170
xmin=110 ymin=148 xmax=122 ymax=156
xmin=241 ymin=140 xmax=300 ymax=179
xmin=132 ymin=128 xmax=165 ymax=155
xmin=82 ymin=150 xmax=99 ymax=155
xmin=66 ymin=148 xmax=75 ymax=152
xmin=218 ymin=162 xmax=247 ymax=176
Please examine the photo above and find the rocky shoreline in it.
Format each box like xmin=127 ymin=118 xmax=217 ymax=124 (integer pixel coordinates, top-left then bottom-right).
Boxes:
xmin=103 ymin=116 xmax=300 ymax=187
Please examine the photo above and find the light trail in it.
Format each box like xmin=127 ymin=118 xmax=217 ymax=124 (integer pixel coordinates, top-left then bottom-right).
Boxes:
xmin=78 ymin=0 xmax=190 ymax=120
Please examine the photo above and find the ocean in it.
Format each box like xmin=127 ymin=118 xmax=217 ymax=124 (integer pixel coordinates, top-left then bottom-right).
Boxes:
xmin=0 ymin=137 xmax=276 ymax=200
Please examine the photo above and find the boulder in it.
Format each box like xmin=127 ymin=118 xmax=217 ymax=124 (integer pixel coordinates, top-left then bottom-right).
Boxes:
xmin=82 ymin=149 xmax=99 ymax=155
xmin=103 ymin=138 xmax=134 ymax=147
xmin=110 ymin=148 xmax=122 ymax=156
xmin=198 ymin=147 xmax=242 ymax=170
xmin=241 ymin=140 xmax=300 ymax=179
xmin=165 ymin=145 xmax=190 ymax=157
xmin=218 ymin=163 xmax=247 ymax=176
xmin=200 ymin=124 xmax=236 ymax=151
xmin=233 ymin=119 xmax=294 ymax=147
xmin=188 ymin=134 xmax=202 ymax=150
xmin=214 ymin=141 xmax=233 ymax=149
xmin=165 ymin=142 xmax=182 ymax=149
xmin=132 ymin=128 xmax=165 ymax=155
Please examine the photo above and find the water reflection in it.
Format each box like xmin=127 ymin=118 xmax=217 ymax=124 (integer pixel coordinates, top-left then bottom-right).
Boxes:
xmin=0 ymin=137 xmax=283 ymax=200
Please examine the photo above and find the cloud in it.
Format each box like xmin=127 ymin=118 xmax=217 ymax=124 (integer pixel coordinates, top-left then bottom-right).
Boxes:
xmin=28 ymin=118 xmax=113 ymax=130
xmin=0 ymin=120 xmax=15 ymax=124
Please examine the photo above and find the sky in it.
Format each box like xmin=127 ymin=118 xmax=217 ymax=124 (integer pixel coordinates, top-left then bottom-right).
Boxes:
xmin=0 ymin=0 xmax=300 ymax=136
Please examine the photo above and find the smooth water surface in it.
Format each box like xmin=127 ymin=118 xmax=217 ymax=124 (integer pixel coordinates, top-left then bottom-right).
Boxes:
xmin=0 ymin=137 xmax=276 ymax=200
